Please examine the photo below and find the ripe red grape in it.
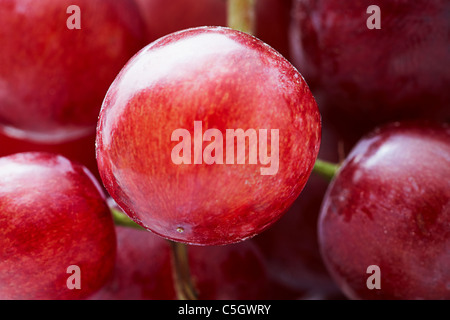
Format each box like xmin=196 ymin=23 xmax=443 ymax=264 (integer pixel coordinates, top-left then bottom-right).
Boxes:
xmin=0 ymin=152 xmax=117 ymax=299
xmin=319 ymin=122 xmax=450 ymax=299
xmin=96 ymin=26 xmax=321 ymax=245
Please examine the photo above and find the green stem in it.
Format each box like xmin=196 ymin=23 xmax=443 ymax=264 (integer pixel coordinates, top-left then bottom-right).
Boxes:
xmin=227 ymin=0 xmax=256 ymax=35
xmin=169 ymin=241 xmax=198 ymax=300
xmin=110 ymin=207 xmax=145 ymax=230
xmin=313 ymin=159 xmax=340 ymax=182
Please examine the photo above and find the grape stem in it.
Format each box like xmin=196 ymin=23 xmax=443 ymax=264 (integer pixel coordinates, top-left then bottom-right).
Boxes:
xmin=169 ymin=241 xmax=198 ymax=300
xmin=110 ymin=207 xmax=145 ymax=230
xmin=227 ymin=0 xmax=256 ymax=35
xmin=313 ymin=159 xmax=340 ymax=181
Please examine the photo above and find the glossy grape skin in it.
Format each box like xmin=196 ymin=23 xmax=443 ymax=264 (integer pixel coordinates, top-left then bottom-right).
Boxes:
xmin=290 ymin=0 xmax=450 ymax=130
xmin=319 ymin=122 xmax=450 ymax=300
xmin=0 ymin=0 xmax=146 ymax=143
xmin=0 ymin=152 xmax=116 ymax=299
xmin=0 ymin=131 xmax=100 ymax=183
xmin=89 ymin=225 xmax=272 ymax=300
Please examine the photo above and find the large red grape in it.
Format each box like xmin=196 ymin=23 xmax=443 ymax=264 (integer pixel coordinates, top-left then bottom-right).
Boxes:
xmin=0 ymin=152 xmax=117 ymax=299
xmin=0 ymin=0 xmax=146 ymax=143
xmin=319 ymin=122 xmax=450 ymax=300
xmin=290 ymin=0 xmax=450 ymax=128
xmin=96 ymin=26 xmax=321 ymax=245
